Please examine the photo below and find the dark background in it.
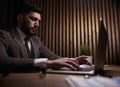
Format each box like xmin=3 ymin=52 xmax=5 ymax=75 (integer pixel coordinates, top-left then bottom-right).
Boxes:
xmin=0 ymin=0 xmax=120 ymax=65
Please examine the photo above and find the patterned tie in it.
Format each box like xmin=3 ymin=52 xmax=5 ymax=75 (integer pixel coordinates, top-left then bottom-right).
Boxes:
xmin=24 ymin=37 xmax=34 ymax=58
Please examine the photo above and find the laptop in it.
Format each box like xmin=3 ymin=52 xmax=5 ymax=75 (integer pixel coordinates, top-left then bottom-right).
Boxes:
xmin=47 ymin=19 xmax=108 ymax=75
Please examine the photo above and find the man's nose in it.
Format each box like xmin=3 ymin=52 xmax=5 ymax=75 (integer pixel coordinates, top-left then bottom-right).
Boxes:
xmin=34 ymin=21 xmax=39 ymax=27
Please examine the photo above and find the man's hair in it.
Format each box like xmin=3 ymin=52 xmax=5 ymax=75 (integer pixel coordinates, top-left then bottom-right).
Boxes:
xmin=18 ymin=3 xmax=41 ymax=14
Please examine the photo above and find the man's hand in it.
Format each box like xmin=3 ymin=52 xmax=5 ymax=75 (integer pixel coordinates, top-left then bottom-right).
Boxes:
xmin=46 ymin=57 xmax=79 ymax=70
xmin=46 ymin=56 xmax=91 ymax=70
xmin=74 ymin=56 xmax=92 ymax=65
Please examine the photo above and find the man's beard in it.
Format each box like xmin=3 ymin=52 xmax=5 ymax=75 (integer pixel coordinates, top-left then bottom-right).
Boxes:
xmin=22 ymin=27 xmax=37 ymax=36
xmin=21 ymin=20 xmax=38 ymax=36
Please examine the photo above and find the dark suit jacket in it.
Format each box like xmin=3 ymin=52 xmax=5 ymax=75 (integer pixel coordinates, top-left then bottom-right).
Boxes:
xmin=0 ymin=28 xmax=60 ymax=73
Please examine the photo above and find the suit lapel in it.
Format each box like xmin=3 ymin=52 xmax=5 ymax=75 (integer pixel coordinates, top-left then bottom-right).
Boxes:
xmin=11 ymin=28 xmax=28 ymax=58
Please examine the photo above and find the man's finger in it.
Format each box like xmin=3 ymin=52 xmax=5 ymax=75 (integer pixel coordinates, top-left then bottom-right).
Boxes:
xmin=85 ymin=60 xmax=92 ymax=65
xmin=63 ymin=63 xmax=77 ymax=70
xmin=66 ymin=60 xmax=79 ymax=69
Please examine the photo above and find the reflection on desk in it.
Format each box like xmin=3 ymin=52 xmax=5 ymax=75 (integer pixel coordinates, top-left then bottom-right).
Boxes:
xmin=66 ymin=75 xmax=120 ymax=87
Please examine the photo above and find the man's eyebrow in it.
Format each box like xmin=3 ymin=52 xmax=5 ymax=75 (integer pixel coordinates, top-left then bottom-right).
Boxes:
xmin=29 ymin=16 xmax=38 ymax=19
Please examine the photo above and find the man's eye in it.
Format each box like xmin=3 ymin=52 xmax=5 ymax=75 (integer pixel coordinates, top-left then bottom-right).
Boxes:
xmin=29 ymin=17 xmax=37 ymax=21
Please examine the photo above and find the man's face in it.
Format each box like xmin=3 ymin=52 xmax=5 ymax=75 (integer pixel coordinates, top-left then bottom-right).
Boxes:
xmin=20 ymin=12 xmax=41 ymax=36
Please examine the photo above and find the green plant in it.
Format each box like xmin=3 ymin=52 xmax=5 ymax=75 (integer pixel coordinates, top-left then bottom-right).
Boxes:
xmin=80 ymin=45 xmax=90 ymax=56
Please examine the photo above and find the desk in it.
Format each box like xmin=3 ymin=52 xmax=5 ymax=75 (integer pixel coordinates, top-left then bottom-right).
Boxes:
xmin=0 ymin=73 xmax=68 ymax=87
xmin=0 ymin=65 xmax=120 ymax=87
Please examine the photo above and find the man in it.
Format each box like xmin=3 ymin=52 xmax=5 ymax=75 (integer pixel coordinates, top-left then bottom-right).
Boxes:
xmin=0 ymin=4 xmax=90 ymax=74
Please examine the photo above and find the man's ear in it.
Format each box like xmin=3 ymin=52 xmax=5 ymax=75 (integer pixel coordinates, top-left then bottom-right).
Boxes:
xmin=17 ymin=14 xmax=23 ymax=23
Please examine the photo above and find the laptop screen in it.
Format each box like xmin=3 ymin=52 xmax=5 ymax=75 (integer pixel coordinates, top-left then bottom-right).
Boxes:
xmin=94 ymin=19 xmax=108 ymax=75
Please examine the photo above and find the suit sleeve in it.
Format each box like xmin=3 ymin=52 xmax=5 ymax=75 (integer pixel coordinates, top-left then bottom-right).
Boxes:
xmin=39 ymin=41 xmax=61 ymax=60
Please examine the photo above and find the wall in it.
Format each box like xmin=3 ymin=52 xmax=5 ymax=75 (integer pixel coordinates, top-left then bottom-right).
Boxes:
xmin=0 ymin=0 xmax=25 ymax=29
xmin=28 ymin=0 xmax=120 ymax=65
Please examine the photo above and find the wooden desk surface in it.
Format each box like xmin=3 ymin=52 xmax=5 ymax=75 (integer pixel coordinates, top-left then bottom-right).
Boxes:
xmin=0 ymin=73 xmax=68 ymax=87
xmin=0 ymin=65 xmax=120 ymax=87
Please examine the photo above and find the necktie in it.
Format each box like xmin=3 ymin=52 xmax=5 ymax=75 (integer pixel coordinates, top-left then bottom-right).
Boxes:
xmin=24 ymin=37 xmax=34 ymax=58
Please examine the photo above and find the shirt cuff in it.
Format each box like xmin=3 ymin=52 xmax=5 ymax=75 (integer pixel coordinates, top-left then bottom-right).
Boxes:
xmin=33 ymin=58 xmax=48 ymax=67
